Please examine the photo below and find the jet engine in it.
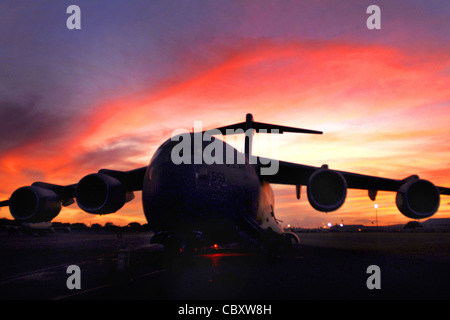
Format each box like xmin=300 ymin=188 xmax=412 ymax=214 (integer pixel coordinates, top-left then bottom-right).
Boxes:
xmin=307 ymin=167 xmax=347 ymax=212
xmin=9 ymin=186 xmax=62 ymax=222
xmin=396 ymin=179 xmax=440 ymax=219
xmin=76 ymin=173 xmax=134 ymax=215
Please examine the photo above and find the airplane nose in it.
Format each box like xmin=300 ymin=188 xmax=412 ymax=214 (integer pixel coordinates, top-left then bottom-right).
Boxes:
xmin=143 ymin=162 xmax=198 ymax=230
xmin=158 ymin=162 xmax=196 ymax=204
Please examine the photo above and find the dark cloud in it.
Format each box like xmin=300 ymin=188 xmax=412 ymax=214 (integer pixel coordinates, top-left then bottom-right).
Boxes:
xmin=71 ymin=133 xmax=160 ymax=173
xmin=0 ymin=97 xmax=68 ymax=154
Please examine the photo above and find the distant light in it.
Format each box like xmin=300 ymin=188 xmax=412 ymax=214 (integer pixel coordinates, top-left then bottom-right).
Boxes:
xmin=339 ymin=223 xmax=344 ymax=227
xmin=374 ymin=204 xmax=379 ymax=209
xmin=327 ymin=222 xmax=332 ymax=227
xmin=287 ymin=224 xmax=291 ymax=228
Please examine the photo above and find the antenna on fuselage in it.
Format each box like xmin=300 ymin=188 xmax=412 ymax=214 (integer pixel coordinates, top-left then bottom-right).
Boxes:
xmin=203 ymin=113 xmax=323 ymax=159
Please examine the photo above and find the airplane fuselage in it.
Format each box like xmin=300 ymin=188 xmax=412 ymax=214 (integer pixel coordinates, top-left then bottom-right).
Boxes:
xmin=142 ymin=133 xmax=283 ymax=244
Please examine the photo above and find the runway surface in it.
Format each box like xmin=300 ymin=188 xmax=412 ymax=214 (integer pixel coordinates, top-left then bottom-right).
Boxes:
xmin=0 ymin=230 xmax=448 ymax=300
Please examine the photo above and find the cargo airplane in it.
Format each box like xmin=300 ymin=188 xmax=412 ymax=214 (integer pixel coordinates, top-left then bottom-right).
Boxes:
xmin=1 ymin=114 xmax=449 ymax=252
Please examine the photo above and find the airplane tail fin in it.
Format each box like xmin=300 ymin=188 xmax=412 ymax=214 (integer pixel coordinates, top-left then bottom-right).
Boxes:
xmin=204 ymin=113 xmax=322 ymax=157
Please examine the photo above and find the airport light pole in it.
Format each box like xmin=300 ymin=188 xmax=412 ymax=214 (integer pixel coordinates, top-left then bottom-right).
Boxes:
xmin=374 ymin=204 xmax=379 ymax=231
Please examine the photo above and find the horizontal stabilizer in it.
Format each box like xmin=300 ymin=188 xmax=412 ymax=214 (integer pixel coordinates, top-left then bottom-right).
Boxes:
xmin=204 ymin=113 xmax=322 ymax=135
xmin=252 ymin=121 xmax=323 ymax=134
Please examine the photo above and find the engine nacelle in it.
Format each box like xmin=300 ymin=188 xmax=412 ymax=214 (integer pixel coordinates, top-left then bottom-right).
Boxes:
xmin=307 ymin=167 xmax=347 ymax=212
xmin=76 ymin=173 xmax=134 ymax=215
xmin=396 ymin=179 xmax=440 ymax=219
xmin=9 ymin=186 xmax=62 ymax=222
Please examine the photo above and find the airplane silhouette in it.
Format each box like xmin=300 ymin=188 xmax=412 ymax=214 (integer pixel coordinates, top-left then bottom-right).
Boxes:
xmin=1 ymin=114 xmax=449 ymax=251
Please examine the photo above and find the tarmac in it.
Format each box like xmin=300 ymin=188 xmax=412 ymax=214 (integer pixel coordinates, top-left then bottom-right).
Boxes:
xmin=0 ymin=229 xmax=448 ymax=301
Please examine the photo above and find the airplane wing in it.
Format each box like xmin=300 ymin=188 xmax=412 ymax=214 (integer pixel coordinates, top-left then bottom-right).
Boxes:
xmin=257 ymin=157 xmax=449 ymax=219
xmin=438 ymin=186 xmax=450 ymax=195
xmin=1 ymin=166 xmax=147 ymax=223
xmin=260 ymin=158 xmax=401 ymax=191
xmin=0 ymin=200 xmax=10 ymax=207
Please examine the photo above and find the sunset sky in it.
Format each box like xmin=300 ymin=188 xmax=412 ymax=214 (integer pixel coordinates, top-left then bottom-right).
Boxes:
xmin=0 ymin=0 xmax=449 ymax=227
